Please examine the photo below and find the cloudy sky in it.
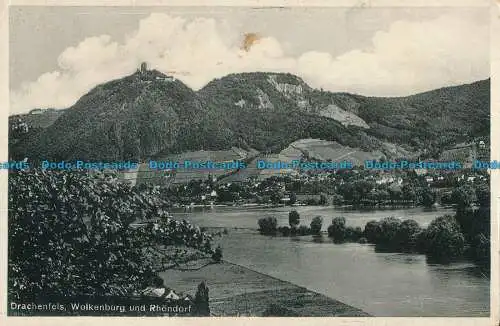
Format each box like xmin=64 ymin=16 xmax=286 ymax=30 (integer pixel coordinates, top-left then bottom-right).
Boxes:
xmin=9 ymin=6 xmax=490 ymax=114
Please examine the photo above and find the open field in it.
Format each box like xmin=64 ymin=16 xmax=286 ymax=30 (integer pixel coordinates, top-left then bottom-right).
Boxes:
xmin=159 ymin=260 xmax=371 ymax=317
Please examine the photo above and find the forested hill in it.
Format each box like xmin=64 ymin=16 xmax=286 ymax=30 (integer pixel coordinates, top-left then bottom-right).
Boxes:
xmin=9 ymin=68 xmax=490 ymax=162
xmin=347 ymin=79 xmax=490 ymax=151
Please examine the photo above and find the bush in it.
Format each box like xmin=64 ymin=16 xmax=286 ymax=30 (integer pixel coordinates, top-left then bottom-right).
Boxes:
xmin=328 ymin=217 xmax=347 ymax=243
xmin=258 ymin=216 xmax=278 ymax=235
xmin=345 ymin=226 xmax=363 ymax=242
xmin=278 ymin=226 xmax=291 ymax=236
xmin=310 ymin=216 xmax=323 ymax=235
xmin=297 ymin=225 xmax=311 ymax=236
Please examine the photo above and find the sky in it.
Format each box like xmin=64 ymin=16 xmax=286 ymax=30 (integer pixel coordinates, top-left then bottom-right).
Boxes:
xmin=9 ymin=6 xmax=490 ymax=114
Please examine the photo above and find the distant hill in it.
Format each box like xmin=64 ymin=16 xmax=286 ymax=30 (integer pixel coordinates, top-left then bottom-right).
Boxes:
xmin=9 ymin=67 xmax=490 ymax=165
xmin=348 ymin=79 xmax=490 ymax=151
xmin=11 ymin=69 xmax=208 ymax=161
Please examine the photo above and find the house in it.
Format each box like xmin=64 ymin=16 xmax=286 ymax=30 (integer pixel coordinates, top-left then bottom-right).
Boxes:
xmin=414 ymin=169 xmax=428 ymax=176
xmin=376 ymin=176 xmax=395 ymax=185
xmin=29 ymin=108 xmax=44 ymax=115
xmin=235 ymin=99 xmax=246 ymax=107
xmin=155 ymin=76 xmax=175 ymax=82
xmin=280 ymin=196 xmax=291 ymax=203
xmin=141 ymin=286 xmax=166 ymax=297
xmin=165 ymin=290 xmax=180 ymax=300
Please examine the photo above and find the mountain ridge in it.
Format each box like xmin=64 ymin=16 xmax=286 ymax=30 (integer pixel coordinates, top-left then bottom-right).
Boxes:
xmin=9 ymin=69 xmax=490 ymax=164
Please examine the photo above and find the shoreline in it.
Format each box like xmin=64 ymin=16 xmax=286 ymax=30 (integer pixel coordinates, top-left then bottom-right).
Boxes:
xmin=172 ymin=203 xmax=454 ymax=211
xmin=158 ymin=259 xmax=371 ymax=317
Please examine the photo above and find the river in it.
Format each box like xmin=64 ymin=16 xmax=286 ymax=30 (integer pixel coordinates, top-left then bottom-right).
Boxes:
xmin=171 ymin=205 xmax=489 ymax=317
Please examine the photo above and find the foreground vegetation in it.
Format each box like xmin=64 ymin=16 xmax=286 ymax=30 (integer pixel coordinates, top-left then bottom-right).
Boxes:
xmin=8 ymin=169 xmax=215 ymax=305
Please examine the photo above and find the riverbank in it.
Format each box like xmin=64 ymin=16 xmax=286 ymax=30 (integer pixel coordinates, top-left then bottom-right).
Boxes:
xmin=158 ymin=259 xmax=371 ymax=317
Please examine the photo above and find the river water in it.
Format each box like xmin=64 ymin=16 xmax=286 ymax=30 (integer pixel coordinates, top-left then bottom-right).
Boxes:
xmin=171 ymin=206 xmax=489 ymax=317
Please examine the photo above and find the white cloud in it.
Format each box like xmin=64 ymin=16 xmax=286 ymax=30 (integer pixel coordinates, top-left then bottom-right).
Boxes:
xmin=10 ymin=12 xmax=489 ymax=114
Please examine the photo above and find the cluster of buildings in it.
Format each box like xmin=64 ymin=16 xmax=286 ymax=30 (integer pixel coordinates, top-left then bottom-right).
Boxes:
xmin=140 ymin=286 xmax=193 ymax=302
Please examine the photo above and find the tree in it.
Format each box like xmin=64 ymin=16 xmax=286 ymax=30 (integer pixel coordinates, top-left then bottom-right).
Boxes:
xmin=364 ymin=220 xmax=380 ymax=243
xmin=212 ymin=245 xmax=223 ymax=263
xmin=194 ymin=281 xmax=210 ymax=316
xmin=475 ymin=183 xmax=490 ymax=208
xmin=402 ymin=183 xmax=418 ymax=204
xmin=328 ymin=217 xmax=346 ymax=243
xmin=451 ymin=185 xmax=476 ymax=210
xmin=310 ymin=216 xmax=323 ymax=235
xmin=289 ymin=192 xmax=297 ymax=205
xmin=421 ymin=188 xmax=436 ymax=208
xmin=339 ymin=183 xmax=355 ymax=203
xmin=463 ymin=181 xmax=490 ymax=269
xmin=270 ymin=187 xmax=284 ymax=205
xmin=374 ymin=217 xmax=402 ymax=251
xmin=288 ymin=210 xmax=300 ymax=229
xmin=422 ymin=215 xmax=466 ymax=263
xmin=319 ymin=193 xmax=328 ymax=205
xmin=9 ymin=118 xmax=29 ymax=139
xmin=258 ymin=216 xmax=278 ymax=235
xmin=331 ymin=194 xmax=343 ymax=206
xmin=8 ymin=169 xmax=214 ymax=303
xmin=218 ymin=189 xmax=235 ymax=202
xmin=471 ymin=233 xmax=490 ymax=268
xmin=394 ymin=219 xmax=421 ymax=251
xmin=388 ymin=185 xmax=403 ymax=202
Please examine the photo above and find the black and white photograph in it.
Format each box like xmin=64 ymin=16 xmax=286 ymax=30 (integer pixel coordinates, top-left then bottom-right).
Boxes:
xmin=6 ymin=3 xmax=493 ymax=319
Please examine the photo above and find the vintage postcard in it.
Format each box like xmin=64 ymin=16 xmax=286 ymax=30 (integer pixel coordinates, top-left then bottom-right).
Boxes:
xmin=1 ymin=0 xmax=498 ymax=325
